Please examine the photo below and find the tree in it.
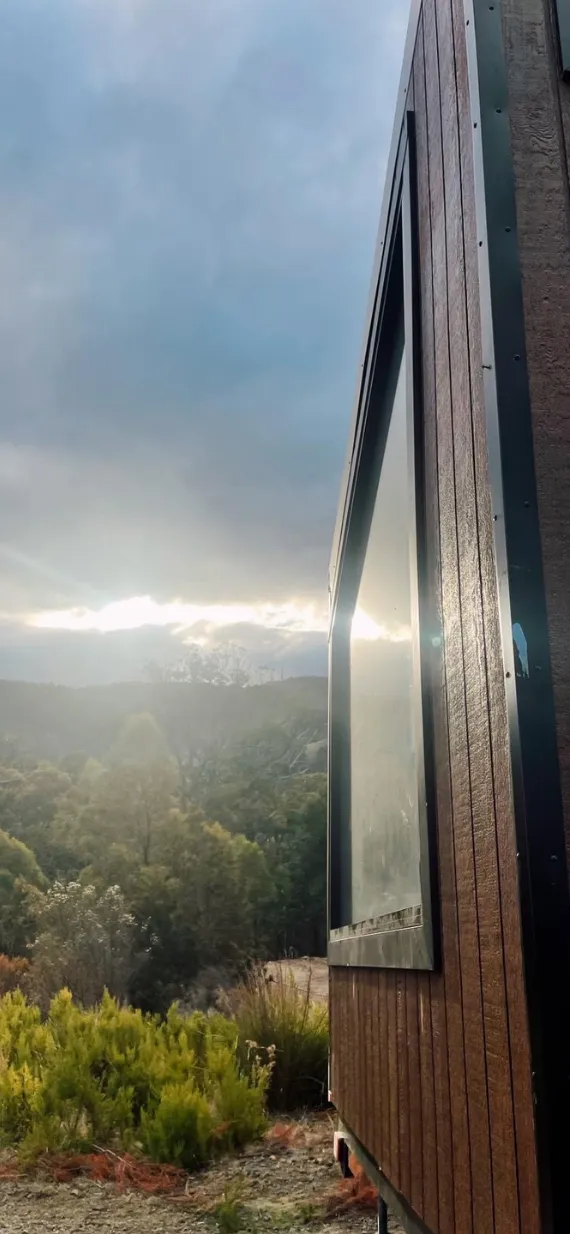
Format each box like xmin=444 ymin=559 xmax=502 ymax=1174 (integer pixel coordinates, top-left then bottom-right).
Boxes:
xmin=0 ymin=762 xmax=74 ymax=879
xmin=192 ymin=766 xmax=327 ymax=957
xmin=124 ymin=814 xmax=274 ymax=1014
xmin=232 ymin=831 xmax=277 ymax=956
xmin=186 ymin=721 xmax=328 ymax=958
xmin=82 ymin=763 xmax=179 ymax=867
xmin=109 ymin=713 xmax=173 ymax=766
xmin=144 ymin=644 xmax=253 ymax=688
xmin=29 ymin=882 xmax=137 ymax=1008
xmin=0 ymin=827 xmax=44 ymax=884
xmin=127 ymin=864 xmax=198 ymax=1013
xmin=0 ymin=828 xmax=45 ymax=956
xmin=74 ymin=717 xmax=180 ymax=869
xmin=187 ymin=714 xmax=327 ymax=824
xmin=275 ymin=779 xmax=327 ymax=956
xmin=59 ymin=751 xmax=90 ymax=781
xmin=170 ymin=817 xmax=275 ymax=970
xmin=0 ymin=712 xmax=328 ymax=1012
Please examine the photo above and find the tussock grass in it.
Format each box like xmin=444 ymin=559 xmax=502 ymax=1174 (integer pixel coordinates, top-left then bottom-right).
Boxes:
xmin=224 ymin=964 xmax=328 ymax=1112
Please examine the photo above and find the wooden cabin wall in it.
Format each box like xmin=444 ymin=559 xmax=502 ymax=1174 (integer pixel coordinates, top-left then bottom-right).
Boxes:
xmin=501 ymin=0 xmax=570 ymax=868
xmin=329 ymin=2 xmax=543 ymax=1231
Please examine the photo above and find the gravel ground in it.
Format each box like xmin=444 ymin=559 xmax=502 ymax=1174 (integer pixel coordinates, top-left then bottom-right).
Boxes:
xmin=0 ymin=1117 xmax=404 ymax=1234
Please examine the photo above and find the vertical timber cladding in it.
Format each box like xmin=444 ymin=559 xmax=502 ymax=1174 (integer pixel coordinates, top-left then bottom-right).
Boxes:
xmin=504 ymin=0 xmax=570 ymax=873
xmin=330 ymin=0 xmax=570 ymax=1231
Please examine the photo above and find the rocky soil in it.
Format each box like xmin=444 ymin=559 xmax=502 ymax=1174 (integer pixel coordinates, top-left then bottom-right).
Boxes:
xmin=0 ymin=1116 xmax=404 ymax=1234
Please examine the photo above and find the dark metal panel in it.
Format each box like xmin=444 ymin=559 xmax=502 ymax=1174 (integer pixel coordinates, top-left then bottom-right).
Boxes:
xmin=328 ymin=925 xmax=433 ymax=969
xmin=463 ymin=1 xmax=570 ymax=1229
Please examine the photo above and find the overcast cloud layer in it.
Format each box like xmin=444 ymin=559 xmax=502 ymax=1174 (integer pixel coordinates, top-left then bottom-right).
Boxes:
xmin=0 ymin=0 xmax=407 ymax=685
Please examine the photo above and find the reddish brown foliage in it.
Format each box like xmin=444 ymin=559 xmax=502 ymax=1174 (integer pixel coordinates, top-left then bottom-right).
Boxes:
xmin=0 ymin=954 xmax=30 ymax=997
xmin=0 ymin=1163 xmax=22 ymax=1181
xmin=264 ymin=1121 xmax=308 ymax=1149
xmin=36 ymin=1152 xmax=189 ymax=1195
xmin=324 ymin=1153 xmax=378 ymax=1217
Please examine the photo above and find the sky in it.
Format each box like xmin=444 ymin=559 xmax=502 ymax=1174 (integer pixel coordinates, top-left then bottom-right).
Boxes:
xmin=0 ymin=0 xmax=408 ymax=687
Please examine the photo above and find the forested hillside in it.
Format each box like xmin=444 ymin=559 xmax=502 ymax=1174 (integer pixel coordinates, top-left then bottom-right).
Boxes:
xmin=0 ymin=687 xmax=328 ymax=1014
xmin=0 ymin=676 xmax=327 ymax=762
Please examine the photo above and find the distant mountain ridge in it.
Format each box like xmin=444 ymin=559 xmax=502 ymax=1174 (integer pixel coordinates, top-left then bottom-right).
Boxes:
xmin=0 ymin=676 xmax=327 ymax=763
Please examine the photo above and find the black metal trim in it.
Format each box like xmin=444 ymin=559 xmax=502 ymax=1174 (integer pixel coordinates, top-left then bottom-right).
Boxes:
xmin=404 ymin=109 xmax=441 ymax=976
xmin=328 ymin=115 xmax=437 ymax=972
xmin=554 ymin=0 xmax=570 ymax=77
xmin=338 ymin=1122 xmax=435 ymax=1234
xmin=463 ymin=2 xmax=570 ymax=1230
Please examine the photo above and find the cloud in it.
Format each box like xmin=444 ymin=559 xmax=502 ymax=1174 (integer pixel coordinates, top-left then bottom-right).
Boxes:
xmin=351 ymin=610 xmax=411 ymax=644
xmin=28 ymin=596 xmax=328 ymax=637
xmin=0 ymin=0 xmax=408 ymax=683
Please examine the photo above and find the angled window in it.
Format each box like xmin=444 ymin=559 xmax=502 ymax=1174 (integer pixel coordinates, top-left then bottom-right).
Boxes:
xmin=328 ymin=114 xmax=437 ymax=970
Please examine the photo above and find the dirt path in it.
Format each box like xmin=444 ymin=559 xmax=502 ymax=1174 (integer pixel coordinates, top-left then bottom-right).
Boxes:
xmin=264 ymin=958 xmax=329 ymax=1005
xmin=0 ymin=1117 xmax=403 ymax=1234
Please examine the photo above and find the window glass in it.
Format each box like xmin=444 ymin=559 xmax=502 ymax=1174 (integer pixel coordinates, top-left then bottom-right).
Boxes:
xmin=348 ymin=339 xmax=422 ymax=926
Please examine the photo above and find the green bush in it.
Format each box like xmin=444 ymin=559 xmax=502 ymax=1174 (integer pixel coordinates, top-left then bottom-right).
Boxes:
xmin=206 ymin=1043 xmax=267 ymax=1150
xmin=214 ymin=1180 xmax=247 ymax=1232
xmin=139 ymin=1082 xmax=213 ymax=1169
xmin=0 ymin=988 xmax=269 ymax=1166
xmin=226 ymin=964 xmax=328 ymax=1112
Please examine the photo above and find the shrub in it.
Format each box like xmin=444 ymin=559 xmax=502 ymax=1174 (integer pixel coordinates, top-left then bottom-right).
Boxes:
xmin=0 ymin=1063 xmax=42 ymax=1145
xmin=225 ymin=964 xmax=328 ymax=1111
xmin=0 ymin=955 xmax=30 ymax=997
xmin=139 ymin=1082 xmax=213 ymax=1170
xmin=0 ymin=989 xmax=267 ymax=1167
xmin=214 ymin=1180 xmax=247 ymax=1232
xmin=206 ymin=1043 xmax=268 ymax=1150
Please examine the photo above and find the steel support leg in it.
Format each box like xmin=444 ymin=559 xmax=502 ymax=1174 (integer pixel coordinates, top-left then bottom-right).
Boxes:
xmin=378 ymin=1194 xmax=388 ymax=1234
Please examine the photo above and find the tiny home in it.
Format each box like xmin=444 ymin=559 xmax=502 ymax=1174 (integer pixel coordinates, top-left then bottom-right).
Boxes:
xmin=327 ymin=2 xmax=570 ymax=1233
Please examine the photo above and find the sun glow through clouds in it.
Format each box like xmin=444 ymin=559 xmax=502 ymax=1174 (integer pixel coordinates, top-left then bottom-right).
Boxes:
xmin=24 ymin=599 xmax=412 ymax=647
xmin=27 ymin=596 xmax=329 ymax=637
xmin=351 ymin=607 xmax=411 ymax=643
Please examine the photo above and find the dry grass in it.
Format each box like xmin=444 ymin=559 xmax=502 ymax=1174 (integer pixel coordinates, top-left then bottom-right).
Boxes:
xmin=224 ymin=963 xmax=329 ymax=1111
xmin=323 ymin=1154 xmax=378 ymax=1218
xmin=264 ymin=1121 xmax=310 ymax=1150
xmin=0 ymin=1151 xmax=190 ymax=1196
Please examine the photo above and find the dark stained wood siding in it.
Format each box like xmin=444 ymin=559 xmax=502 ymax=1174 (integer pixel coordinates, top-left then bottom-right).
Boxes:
xmin=328 ymin=1 xmax=563 ymax=1230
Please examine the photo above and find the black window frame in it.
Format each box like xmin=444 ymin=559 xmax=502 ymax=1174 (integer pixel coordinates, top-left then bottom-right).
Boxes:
xmin=328 ymin=111 xmax=439 ymax=971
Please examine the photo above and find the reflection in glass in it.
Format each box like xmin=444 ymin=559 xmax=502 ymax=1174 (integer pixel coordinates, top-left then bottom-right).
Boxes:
xmin=349 ymin=343 xmax=422 ymax=925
